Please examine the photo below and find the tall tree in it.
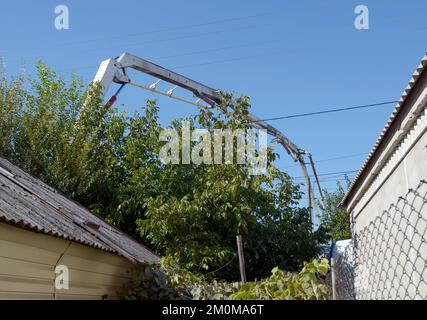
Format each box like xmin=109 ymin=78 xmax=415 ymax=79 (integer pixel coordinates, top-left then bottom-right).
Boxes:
xmin=0 ymin=64 xmax=328 ymax=281
xmin=138 ymin=94 xmax=328 ymax=280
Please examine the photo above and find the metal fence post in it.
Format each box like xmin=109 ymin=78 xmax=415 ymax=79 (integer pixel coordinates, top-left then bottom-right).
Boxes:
xmin=331 ymin=257 xmax=337 ymax=300
xmin=236 ymin=235 xmax=247 ymax=284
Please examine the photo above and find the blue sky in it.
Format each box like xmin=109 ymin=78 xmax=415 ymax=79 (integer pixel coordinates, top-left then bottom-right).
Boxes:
xmin=0 ymin=0 xmax=426 ymax=203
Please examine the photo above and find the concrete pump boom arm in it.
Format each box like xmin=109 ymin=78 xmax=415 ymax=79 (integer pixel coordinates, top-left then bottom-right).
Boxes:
xmin=94 ymin=53 xmax=303 ymax=160
xmin=92 ymin=52 xmax=323 ymax=216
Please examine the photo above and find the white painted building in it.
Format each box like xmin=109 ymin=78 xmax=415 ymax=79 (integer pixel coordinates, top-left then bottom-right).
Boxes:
xmin=341 ymin=52 xmax=427 ymax=299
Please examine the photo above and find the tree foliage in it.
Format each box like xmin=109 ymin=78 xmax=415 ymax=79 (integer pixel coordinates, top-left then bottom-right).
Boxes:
xmin=138 ymin=94 xmax=328 ymax=279
xmin=0 ymin=62 xmax=162 ymax=237
xmin=319 ymin=180 xmax=352 ymax=241
xmin=0 ymin=63 xmax=328 ymax=281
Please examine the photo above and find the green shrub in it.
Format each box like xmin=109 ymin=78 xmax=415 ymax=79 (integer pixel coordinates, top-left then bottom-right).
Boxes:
xmin=122 ymin=258 xmax=330 ymax=300
xmin=121 ymin=257 xmax=239 ymax=300
xmin=230 ymin=259 xmax=330 ymax=300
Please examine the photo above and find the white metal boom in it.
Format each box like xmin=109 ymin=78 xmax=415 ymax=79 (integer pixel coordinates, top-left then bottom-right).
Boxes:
xmin=92 ymin=52 xmax=324 ymax=218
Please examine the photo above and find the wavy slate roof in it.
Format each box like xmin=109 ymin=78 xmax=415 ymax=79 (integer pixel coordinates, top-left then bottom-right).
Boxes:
xmin=0 ymin=156 xmax=159 ymax=264
xmin=342 ymin=52 xmax=427 ymax=206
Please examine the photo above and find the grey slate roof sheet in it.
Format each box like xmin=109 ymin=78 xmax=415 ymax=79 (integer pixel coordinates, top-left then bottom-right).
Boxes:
xmin=0 ymin=156 xmax=159 ymax=264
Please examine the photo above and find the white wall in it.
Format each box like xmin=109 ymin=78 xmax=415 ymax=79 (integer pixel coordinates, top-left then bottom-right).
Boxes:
xmin=348 ymin=80 xmax=427 ymax=299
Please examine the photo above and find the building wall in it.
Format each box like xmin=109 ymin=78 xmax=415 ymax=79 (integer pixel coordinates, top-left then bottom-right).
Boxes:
xmin=348 ymin=85 xmax=427 ymax=299
xmin=0 ymin=222 xmax=137 ymax=299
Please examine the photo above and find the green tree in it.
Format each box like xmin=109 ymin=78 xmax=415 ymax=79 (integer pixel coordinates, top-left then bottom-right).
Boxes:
xmin=319 ymin=180 xmax=351 ymax=241
xmin=0 ymin=62 xmax=165 ymax=239
xmin=138 ymin=94 xmax=328 ymax=280
xmin=0 ymin=63 xmax=328 ymax=281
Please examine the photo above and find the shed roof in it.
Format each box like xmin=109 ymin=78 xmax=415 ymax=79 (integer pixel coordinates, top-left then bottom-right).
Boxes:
xmin=341 ymin=52 xmax=427 ymax=208
xmin=0 ymin=156 xmax=159 ymax=264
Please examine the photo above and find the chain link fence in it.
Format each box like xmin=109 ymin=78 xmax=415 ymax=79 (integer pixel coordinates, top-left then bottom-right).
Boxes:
xmin=330 ymin=180 xmax=427 ymax=300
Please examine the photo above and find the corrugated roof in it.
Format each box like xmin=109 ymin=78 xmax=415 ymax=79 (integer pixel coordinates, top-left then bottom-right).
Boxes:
xmin=342 ymin=52 xmax=427 ymax=206
xmin=0 ymin=156 xmax=159 ymax=264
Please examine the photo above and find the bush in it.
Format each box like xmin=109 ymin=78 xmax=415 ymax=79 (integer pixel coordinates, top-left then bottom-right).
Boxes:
xmin=121 ymin=257 xmax=239 ymax=300
xmin=122 ymin=258 xmax=330 ymax=300
xmin=230 ymin=259 xmax=330 ymax=300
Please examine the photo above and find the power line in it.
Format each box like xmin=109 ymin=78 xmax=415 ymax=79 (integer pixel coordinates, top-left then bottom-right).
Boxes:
xmin=296 ymin=174 xmax=357 ymax=182
xmin=317 ymin=176 xmax=356 ymax=183
xmin=278 ymin=152 xmax=369 ymax=169
xmin=39 ymin=22 xmax=273 ymax=59
xmin=38 ymin=45 xmax=281 ymax=78
xmin=153 ymin=37 xmax=286 ymax=61
xmin=82 ymin=23 xmax=274 ymax=55
xmin=3 ymin=12 xmax=275 ymax=54
xmin=292 ymin=169 xmax=358 ymax=180
xmin=173 ymin=51 xmax=281 ymax=69
xmin=253 ymin=101 xmax=397 ymax=122
xmin=23 ymin=24 xmax=276 ymax=77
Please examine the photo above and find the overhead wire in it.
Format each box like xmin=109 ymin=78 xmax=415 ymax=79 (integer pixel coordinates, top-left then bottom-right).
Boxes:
xmin=1 ymin=12 xmax=276 ymax=54
xmin=278 ymin=152 xmax=369 ymax=169
xmin=292 ymin=170 xmax=359 ymax=180
xmin=254 ymin=101 xmax=397 ymax=122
